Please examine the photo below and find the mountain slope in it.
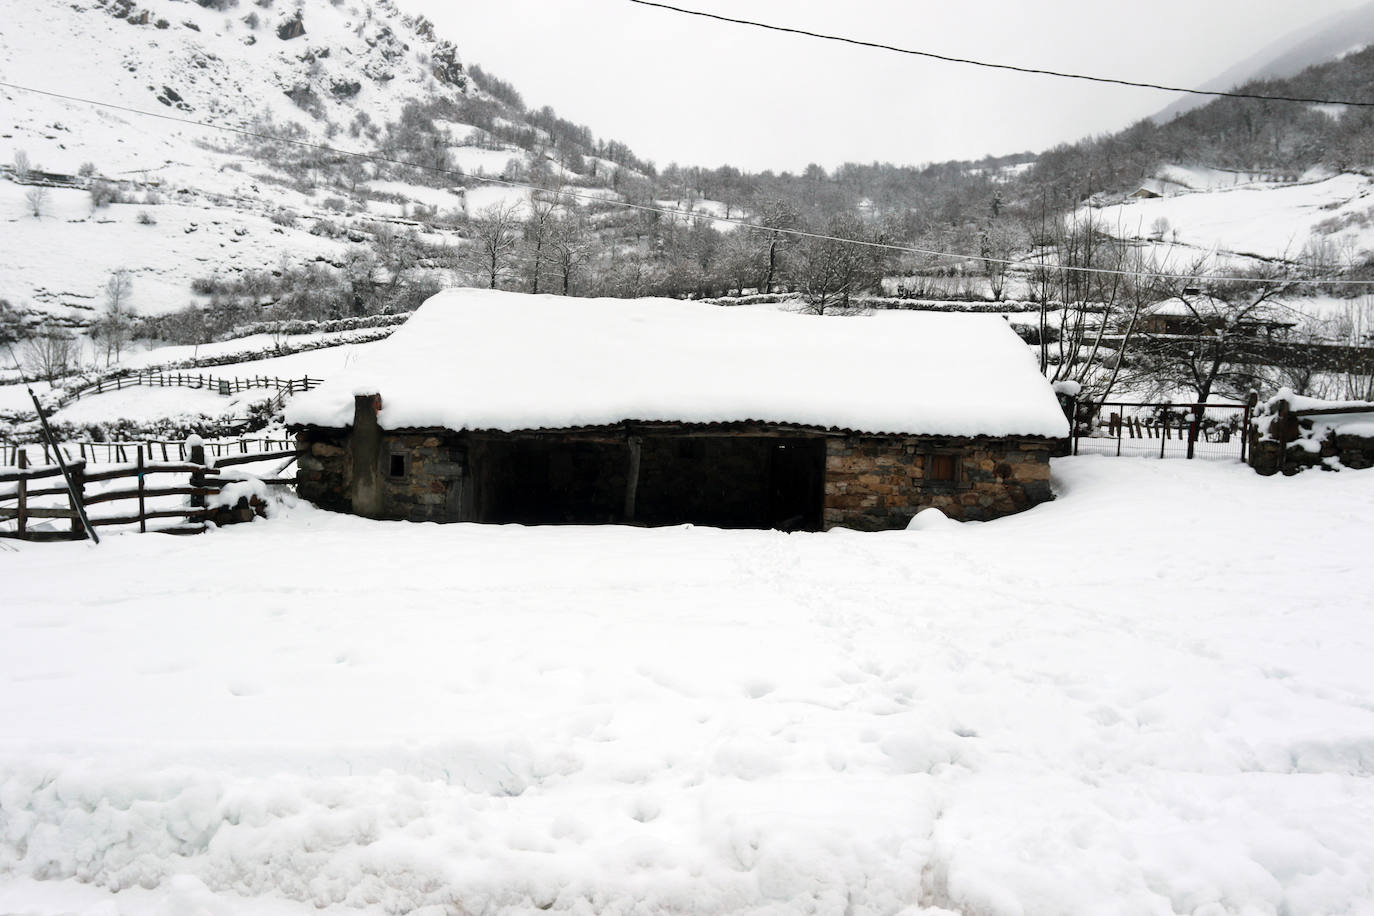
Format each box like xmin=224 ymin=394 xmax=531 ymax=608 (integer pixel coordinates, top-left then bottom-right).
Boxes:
xmin=1153 ymin=0 xmax=1374 ymax=123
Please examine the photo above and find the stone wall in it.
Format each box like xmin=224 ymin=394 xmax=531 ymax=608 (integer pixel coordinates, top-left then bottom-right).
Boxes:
xmin=823 ymin=435 xmax=1055 ymax=530
xmin=1249 ymin=430 xmax=1374 ymax=475
xmin=296 ymin=429 xmax=468 ymax=522
xmin=379 ymin=433 xmax=467 ymax=522
xmin=296 ymin=427 xmax=1059 ymax=530
xmin=296 ymin=429 xmax=351 ymax=512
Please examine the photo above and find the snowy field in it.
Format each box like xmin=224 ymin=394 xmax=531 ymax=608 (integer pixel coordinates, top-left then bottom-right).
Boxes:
xmin=1086 ymin=170 xmax=1374 ymax=263
xmin=2 ymin=458 xmax=1374 ymax=915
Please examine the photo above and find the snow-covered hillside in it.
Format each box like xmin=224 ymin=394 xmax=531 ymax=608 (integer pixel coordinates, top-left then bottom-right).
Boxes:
xmin=0 ymin=0 xmax=626 ymax=331
xmin=1086 ymin=166 xmax=1374 ymax=271
xmin=1 ymin=0 xmax=465 ymax=175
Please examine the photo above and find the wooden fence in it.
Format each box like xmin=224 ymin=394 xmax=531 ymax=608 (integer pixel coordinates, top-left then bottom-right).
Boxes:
xmin=55 ymin=372 xmax=322 ymax=410
xmin=0 ymin=443 xmax=300 ymax=541
xmin=2 ymin=436 xmax=297 ymax=467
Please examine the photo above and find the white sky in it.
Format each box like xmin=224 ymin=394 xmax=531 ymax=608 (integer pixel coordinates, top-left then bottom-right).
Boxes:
xmin=403 ymin=0 xmax=1367 ymax=174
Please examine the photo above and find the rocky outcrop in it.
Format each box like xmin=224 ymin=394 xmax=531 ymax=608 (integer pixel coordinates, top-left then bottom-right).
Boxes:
xmin=276 ymin=10 xmax=305 ymax=41
xmin=431 ymin=41 xmax=465 ymax=88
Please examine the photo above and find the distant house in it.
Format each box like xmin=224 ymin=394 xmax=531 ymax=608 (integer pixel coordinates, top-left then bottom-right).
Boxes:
xmin=286 ymin=291 xmax=1069 ymax=531
xmin=1129 ymin=186 xmax=1164 ymax=200
xmin=1137 ymin=296 xmax=1296 ymax=339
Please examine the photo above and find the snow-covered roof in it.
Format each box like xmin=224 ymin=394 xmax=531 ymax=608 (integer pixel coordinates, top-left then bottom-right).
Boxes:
xmin=1143 ymin=298 xmax=1202 ymax=317
xmin=286 ymin=290 xmax=1069 ymax=438
xmin=1144 ymin=296 xmax=1296 ymax=324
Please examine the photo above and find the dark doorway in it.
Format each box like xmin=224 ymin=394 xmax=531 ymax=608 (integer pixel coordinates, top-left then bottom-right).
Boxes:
xmin=766 ymin=440 xmax=825 ymax=531
xmin=469 ymin=438 xmax=626 ymax=524
xmin=468 ymin=433 xmax=825 ymax=530
xmin=636 ymin=436 xmax=825 ymax=530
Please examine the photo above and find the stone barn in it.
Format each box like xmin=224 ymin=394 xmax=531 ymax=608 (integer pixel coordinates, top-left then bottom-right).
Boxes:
xmin=286 ymin=290 xmax=1069 ymax=531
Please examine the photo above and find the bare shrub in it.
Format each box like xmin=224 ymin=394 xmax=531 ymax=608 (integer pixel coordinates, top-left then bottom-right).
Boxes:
xmin=89 ymin=180 xmax=126 ymax=209
xmin=23 ymin=322 xmax=79 ymax=381
xmin=24 ymin=187 xmax=48 ymax=218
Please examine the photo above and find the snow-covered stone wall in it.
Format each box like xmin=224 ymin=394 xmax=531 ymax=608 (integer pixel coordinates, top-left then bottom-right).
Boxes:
xmin=1247 ymin=390 xmax=1374 ymax=475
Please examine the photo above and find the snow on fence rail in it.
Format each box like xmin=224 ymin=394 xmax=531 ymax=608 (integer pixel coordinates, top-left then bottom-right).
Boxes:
xmin=1 ymin=436 xmax=297 ymax=467
xmin=0 ymin=441 xmax=301 ymax=540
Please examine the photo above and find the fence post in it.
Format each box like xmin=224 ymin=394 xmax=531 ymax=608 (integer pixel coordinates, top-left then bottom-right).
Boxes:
xmin=1242 ymin=390 xmax=1258 ymax=464
xmin=1187 ymin=404 xmax=1202 ymax=460
xmin=137 ymin=447 xmax=147 ymax=534
xmin=68 ymin=462 xmax=85 ymax=538
xmin=16 ymin=451 xmax=27 ymax=538
xmin=188 ymin=436 xmax=206 ymax=510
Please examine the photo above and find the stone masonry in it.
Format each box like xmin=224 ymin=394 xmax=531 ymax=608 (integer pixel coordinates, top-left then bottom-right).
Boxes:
xmin=823 ymin=435 xmax=1055 ymax=530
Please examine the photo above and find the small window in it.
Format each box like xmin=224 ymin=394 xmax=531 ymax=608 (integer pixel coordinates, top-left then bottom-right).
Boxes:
xmin=388 ymin=454 xmax=407 ymax=478
xmin=927 ymin=453 xmax=957 ymax=483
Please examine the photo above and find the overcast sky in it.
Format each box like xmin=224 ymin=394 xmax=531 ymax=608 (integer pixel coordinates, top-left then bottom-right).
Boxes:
xmin=401 ymin=0 xmax=1367 ymax=174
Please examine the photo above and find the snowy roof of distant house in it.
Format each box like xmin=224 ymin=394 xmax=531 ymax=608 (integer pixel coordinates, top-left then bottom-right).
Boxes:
xmin=1144 ymin=298 xmax=1204 ymax=317
xmin=285 ymin=289 xmax=1070 ymax=438
xmin=1144 ymin=296 xmax=1296 ymax=324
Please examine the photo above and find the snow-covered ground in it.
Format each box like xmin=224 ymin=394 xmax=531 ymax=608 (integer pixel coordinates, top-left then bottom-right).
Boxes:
xmin=3 ymin=457 xmax=1373 ymax=915
xmin=117 ymin=330 xmax=384 ymax=374
xmin=653 ymin=197 xmax=743 ymax=229
xmin=48 ymin=385 xmax=245 ymax=426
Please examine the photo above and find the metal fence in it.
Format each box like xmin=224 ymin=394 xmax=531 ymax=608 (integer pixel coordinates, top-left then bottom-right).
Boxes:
xmin=1072 ymin=399 xmax=1254 ymax=462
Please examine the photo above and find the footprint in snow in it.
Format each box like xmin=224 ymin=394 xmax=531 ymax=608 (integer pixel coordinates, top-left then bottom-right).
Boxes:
xmin=741 ymin=679 xmax=775 ymax=699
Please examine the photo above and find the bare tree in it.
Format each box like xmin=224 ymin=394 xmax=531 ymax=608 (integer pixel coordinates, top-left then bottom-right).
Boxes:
xmin=752 ymin=198 xmax=799 ymax=294
xmin=978 ymin=221 xmax=1025 ymax=302
xmin=12 ymin=150 xmax=30 ymax=177
xmin=466 ymin=201 xmax=522 ymax=290
xmin=720 ymin=227 xmax=765 ymax=297
xmin=1125 ymin=266 xmax=1298 ymax=403
xmin=24 ymin=321 xmax=78 ymax=382
xmin=1319 ymin=296 xmax=1374 ymax=400
xmin=1089 ymin=247 xmax=1173 ymax=405
xmin=92 ymin=269 xmax=135 ymax=365
xmin=789 ymin=213 xmax=892 ymax=314
xmin=522 ymin=186 xmax=561 ymax=294
xmin=372 ymin=224 xmax=420 ymax=309
xmin=548 ymin=212 xmax=591 ymax=296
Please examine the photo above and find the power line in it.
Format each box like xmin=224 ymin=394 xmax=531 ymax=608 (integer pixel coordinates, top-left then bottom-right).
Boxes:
xmin=2 ymin=78 xmax=1371 ymax=287
xmin=627 ymin=0 xmax=1374 ymax=109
